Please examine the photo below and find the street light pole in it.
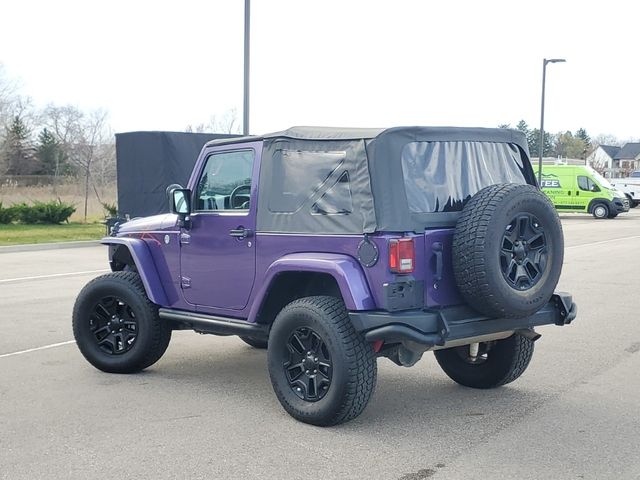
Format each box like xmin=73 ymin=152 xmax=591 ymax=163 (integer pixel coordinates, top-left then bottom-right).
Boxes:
xmin=243 ymin=0 xmax=250 ymax=136
xmin=538 ymin=58 xmax=566 ymax=186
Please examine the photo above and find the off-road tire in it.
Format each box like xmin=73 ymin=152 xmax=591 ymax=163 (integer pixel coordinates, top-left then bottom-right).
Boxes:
xmin=434 ymin=333 xmax=534 ymax=389
xmin=592 ymin=203 xmax=609 ymax=219
xmin=267 ymin=296 xmax=377 ymax=426
xmin=73 ymin=271 xmax=171 ymax=373
xmin=240 ymin=336 xmax=268 ymax=349
xmin=453 ymin=183 xmax=564 ymax=318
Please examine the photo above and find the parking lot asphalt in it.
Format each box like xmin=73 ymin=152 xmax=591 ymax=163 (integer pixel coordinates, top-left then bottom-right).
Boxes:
xmin=1 ymin=210 xmax=639 ymax=480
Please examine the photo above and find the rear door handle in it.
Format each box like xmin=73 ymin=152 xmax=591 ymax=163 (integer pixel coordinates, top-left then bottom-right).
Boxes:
xmin=229 ymin=227 xmax=253 ymax=238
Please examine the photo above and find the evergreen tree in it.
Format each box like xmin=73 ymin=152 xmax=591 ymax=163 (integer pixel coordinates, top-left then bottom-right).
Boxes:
xmin=36 ymin=128 xmax=67 ymax=175
xmin=527 ymin=128 xmax=554 ymax=157
xmin=516 ymin=120 xmax=529 ymax=134
xmin=575 ymin=128 xmax=591 ymax=159
xmin=1 ymin=115 xmax=35 ymax=175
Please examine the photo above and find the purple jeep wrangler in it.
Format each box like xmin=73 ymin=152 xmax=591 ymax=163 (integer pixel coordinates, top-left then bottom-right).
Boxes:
xmin=73 ymin=126 xmax=577 ymax=426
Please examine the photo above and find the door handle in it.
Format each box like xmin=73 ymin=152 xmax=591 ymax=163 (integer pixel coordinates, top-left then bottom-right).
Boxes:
xmin=229 ymin=227 xmax=253 ymax=238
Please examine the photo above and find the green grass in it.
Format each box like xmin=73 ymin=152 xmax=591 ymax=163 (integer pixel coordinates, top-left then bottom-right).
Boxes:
xmin=0 ymin=222 xmax=106 ymax=246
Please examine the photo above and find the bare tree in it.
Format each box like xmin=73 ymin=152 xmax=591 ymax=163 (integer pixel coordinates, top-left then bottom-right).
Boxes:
xmin=42 ymin=105 xmax=112 ymax=221
xmin=185 ymin=108 xmax=241 ymax=134
xmin=73 ymin=110 xmax=110 ymax=221
xmin=0 ymin=64 xmax=20 ymax=130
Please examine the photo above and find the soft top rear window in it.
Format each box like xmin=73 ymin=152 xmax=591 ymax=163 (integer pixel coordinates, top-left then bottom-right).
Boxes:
xmin=401 ymin=141 xmax=527 ymax=213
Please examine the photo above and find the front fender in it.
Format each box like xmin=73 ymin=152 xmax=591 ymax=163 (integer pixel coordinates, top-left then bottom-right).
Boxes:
xmin=101 ymin=237 xmax=169 ymax=306
xmin=247 ymin=253 xmax=375 ymax=322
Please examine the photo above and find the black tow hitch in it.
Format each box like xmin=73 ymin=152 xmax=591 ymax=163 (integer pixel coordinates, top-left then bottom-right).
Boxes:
xmin=552 ymin=292 xmax=577 ymax=326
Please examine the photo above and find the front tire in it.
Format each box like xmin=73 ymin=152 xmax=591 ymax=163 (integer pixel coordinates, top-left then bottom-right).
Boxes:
xmin=73 ymin=271 xmax=171 ymax=373
xmin=434 ymin=334 xmax=534 ymax=389
xmin=267 ymin=296 xmax=377 ymax=426
xmin=592 ymin=203 xmax=609 ymax=219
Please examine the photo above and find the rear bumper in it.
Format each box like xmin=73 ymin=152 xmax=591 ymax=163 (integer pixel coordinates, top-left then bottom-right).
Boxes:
xmin=349 ymin=292 xmax=577 ymax=347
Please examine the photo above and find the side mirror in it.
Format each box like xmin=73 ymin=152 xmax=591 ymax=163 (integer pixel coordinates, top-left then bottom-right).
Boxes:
xmin=169 ymin=188 xmax=192 ymax=225
xmin=590 ymin=184 xmax=600 ymax=192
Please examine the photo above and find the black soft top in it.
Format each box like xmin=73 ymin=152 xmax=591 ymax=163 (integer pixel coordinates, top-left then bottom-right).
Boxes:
xmin=203 ymin=126 xmax=533 ymax=234
xmin=205 ymin=126 xmax=528 ymax=150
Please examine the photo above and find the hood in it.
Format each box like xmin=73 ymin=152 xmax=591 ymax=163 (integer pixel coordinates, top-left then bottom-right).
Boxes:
xmin=116 ymin=214 xmax=178 ymax=234
xmin=611 ymin=188 xmax=626 ymax=199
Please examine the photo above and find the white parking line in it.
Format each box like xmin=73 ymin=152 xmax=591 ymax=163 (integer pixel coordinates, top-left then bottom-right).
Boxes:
xmin=567 ymin=235 xmax=640 ymax=249
xmin=0 ymin=269 xmax=109 ymax=284
xmin=0 ymin=340 xmax=76 ymax=359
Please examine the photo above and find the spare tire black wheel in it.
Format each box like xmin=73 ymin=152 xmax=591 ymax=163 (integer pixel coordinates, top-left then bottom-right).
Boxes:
xmin=453 ymin=183 xmax=564 ymax=319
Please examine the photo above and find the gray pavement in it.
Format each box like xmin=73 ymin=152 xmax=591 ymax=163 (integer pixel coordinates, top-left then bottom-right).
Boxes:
xmin=1 ymin=210 xmax=639 ymax=479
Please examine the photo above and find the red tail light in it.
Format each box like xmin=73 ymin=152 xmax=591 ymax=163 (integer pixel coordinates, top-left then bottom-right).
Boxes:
xmin=389 ymin=238 xmax=415 ymax=273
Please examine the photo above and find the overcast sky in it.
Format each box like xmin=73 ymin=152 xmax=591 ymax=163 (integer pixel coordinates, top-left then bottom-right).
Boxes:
xmin=1 ymin=0 xmax=638 ymax=139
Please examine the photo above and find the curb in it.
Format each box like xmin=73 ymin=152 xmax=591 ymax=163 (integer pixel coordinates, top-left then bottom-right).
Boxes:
xmin=0 ymin=240 xmax=102 ymax=254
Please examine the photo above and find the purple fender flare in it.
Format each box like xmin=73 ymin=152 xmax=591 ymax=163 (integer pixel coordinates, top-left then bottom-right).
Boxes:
xmin=101 ymin=237 xmax=169 ymax=306
xmin=247 ymin=253 xmax=376 ymax=323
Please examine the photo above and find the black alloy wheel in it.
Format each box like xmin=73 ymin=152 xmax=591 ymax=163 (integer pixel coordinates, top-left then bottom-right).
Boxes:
xmin=89 ymin=296 xmax=139 ymax=355
xmin=283 ymin=327 xmax=333 ymax=401
xmin=500 ymin=213 xmax=547 ymax=290
xmin=267 ymin=296 xmax=377 ymax=426
xmin=73 ymin=271 xmax=171 ymax=373
xmin=452 ymin=183 xmax=564 ymax=318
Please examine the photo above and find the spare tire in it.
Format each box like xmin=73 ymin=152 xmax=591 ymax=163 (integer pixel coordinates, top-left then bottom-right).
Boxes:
xmin=453 ymin=183 xmax=563 ymax=318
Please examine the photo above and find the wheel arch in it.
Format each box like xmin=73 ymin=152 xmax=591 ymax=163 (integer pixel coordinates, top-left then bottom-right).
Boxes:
xmin=102 ymin=238 xmax=169 ymax=306
xmin=587 ymin=198 xmax=611 ymax=214
xmin=247 ymin=253 xmax=376 ymax=324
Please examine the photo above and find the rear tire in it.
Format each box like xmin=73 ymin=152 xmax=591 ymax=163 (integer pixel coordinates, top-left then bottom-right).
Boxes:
xmin=592 ymin=203 xmax=608 ymax=219
xmin=73 ymin=272 xmax=171 ymax=373
xmin=240 ymin=336 xmax=268 ymax=349
xmin=267 ymin=296 xmax=377 ymax=426
xmin=434 ymin=334 xmax=534 ymax=389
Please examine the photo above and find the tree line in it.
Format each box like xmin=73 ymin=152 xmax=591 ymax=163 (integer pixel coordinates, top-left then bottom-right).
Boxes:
xmin=0 ymin=65 xmax=115 ymax=221
xmin=499 ymin=120 xmax=638 ymax=160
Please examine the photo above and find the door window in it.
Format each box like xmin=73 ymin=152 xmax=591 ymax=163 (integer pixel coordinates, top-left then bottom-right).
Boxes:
xmin=577 ymin=176 xmax=599 ymax=192
xmin=195 ymin=150 xmax=255 ymax=211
